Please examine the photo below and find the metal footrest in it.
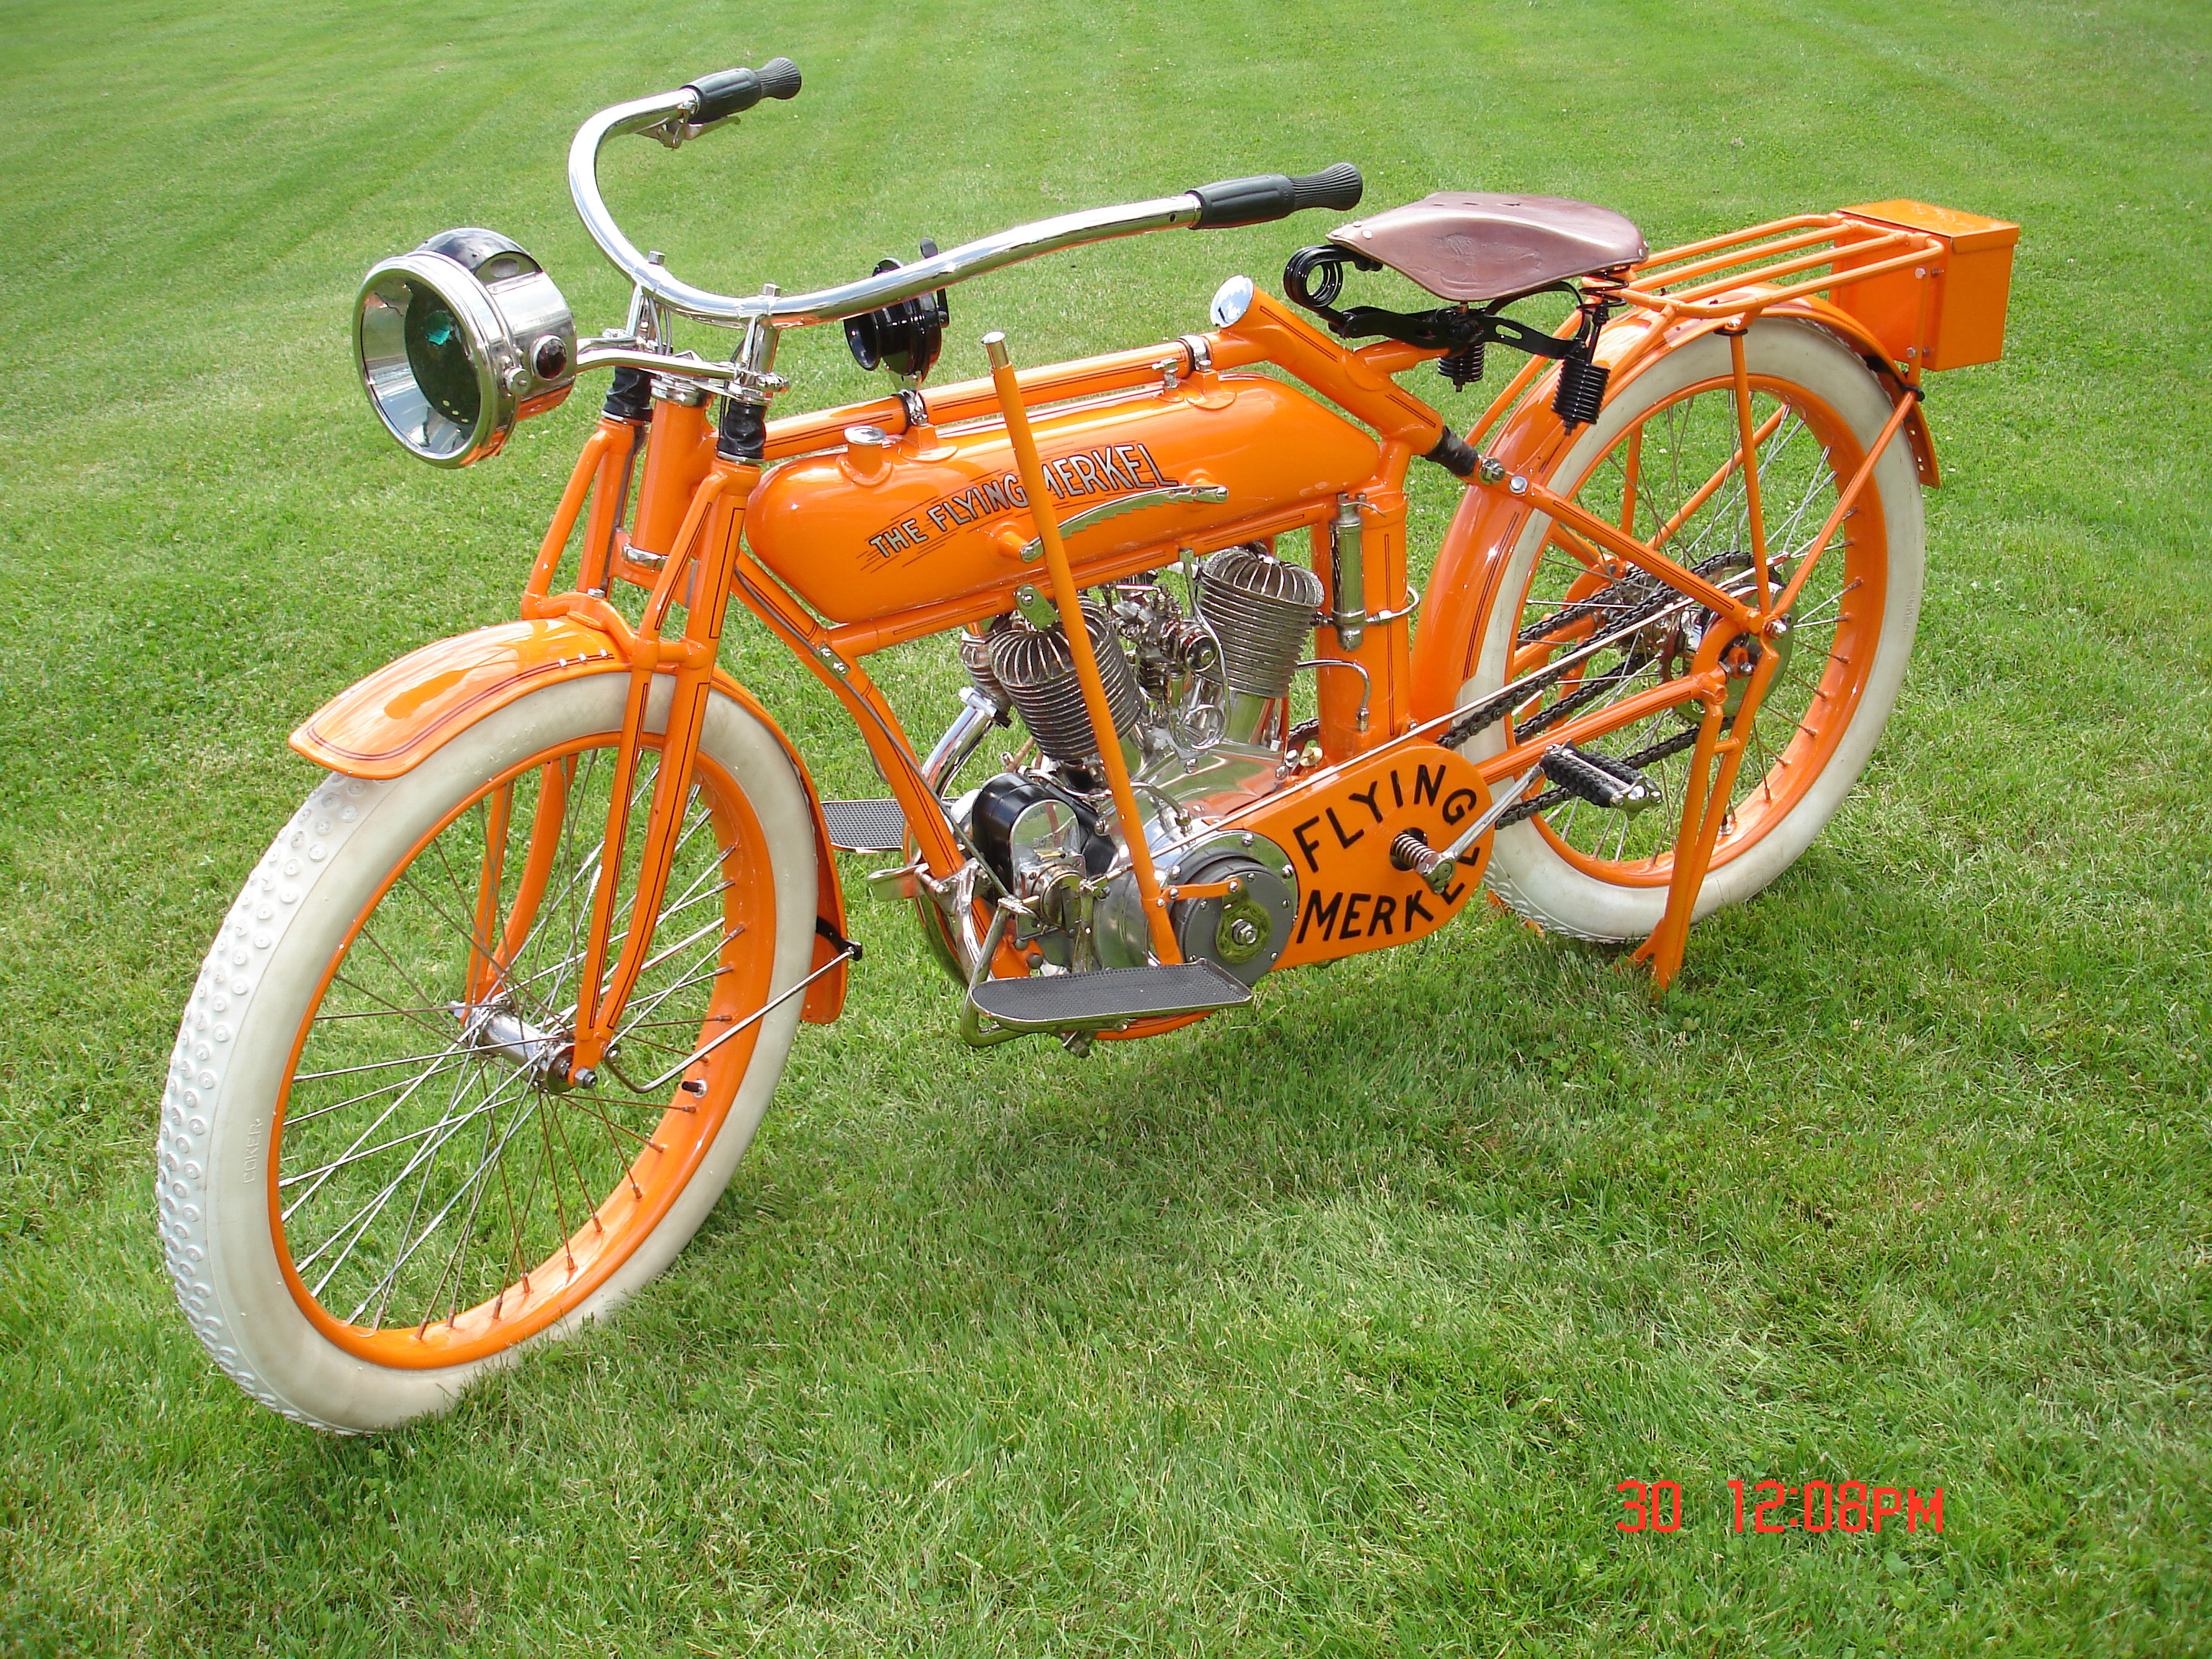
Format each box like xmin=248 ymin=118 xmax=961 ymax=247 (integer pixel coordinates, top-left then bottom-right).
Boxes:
xmin=1542 ymin=742 xmax=1659 ymax=813
xmin=822 ymin=798 xmax=908 ymax=853
xmin=968 ymin=961 xmax=1252 ymax=1034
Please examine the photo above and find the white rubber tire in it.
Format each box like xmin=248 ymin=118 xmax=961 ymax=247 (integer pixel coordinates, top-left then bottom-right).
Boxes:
xmin=1462 ymin=319 xmax=1925 ymax=941
xmin=156 ymin=676 xmax=817 ymax=1431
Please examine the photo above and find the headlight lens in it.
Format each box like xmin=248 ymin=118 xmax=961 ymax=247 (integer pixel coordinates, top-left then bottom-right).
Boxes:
xmin=354 ymin=230 xmax=575 ymax=467
xmin=403 ymin=286 xmax=480 ymax=428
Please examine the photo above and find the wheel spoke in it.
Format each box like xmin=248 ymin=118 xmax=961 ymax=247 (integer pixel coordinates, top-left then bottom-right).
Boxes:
xmin=341 ymin=1076 xmax=547 ymax=1323
xmin=614 ymin=953 xmax=738 ymax=1030
xmin=280 ymin=1096 xmax=495 ymax=1189
xmin=281 ymin=1040 xmax=480 ymax=1220
xmin=300 ymin=1064 xmax=529 ymax=1290
xmin=292 ymin=1044 xmax=472 ymax=1085
xmin=282 ymin=1049 xmax=478 ymax=1128
xmin=361 ymin=1048 xmax=485 ymax=1328
xmin=423 ymin=1089 xmax=504 ymax=1331
xmin=315 ymin=989 xmax=456 ymax=1030
xmin=349 ymin=922 xmax=452 ymax=1030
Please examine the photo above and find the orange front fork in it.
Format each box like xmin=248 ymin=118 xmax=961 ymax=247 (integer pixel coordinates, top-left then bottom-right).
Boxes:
xmin=505 ymin=398 xmax=772 ymax=1075
xmin=566 ymin=456 xmax=757 ymax=1075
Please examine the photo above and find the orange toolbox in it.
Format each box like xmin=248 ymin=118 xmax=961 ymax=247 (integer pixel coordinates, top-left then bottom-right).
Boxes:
xmin=1832 ymin=199 xmax=2020 ymax=371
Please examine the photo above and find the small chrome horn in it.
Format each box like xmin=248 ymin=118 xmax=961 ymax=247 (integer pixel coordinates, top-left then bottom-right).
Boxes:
xmin=353 ymin=229 xmax=577 ymax=467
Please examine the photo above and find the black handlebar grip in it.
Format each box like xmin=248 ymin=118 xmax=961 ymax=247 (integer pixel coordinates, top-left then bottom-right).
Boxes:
xmin=752 ymin=55 xmax=802 ymax=100
xmin=1289 ymin=162 xmax=1364 ymax=214
xmin=686 ymin=56 xmax=802 ymax=124
xmin=1188 ymin=163 xmax=1363 ymax=229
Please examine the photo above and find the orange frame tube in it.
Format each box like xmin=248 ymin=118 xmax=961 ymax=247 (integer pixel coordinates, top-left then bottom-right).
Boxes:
xmin=985 ymin=333 xmax=1180 ymax=964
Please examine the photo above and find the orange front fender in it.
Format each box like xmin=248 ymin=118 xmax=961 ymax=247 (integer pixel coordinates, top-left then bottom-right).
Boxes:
xmin=290 ymin=617 xmax=851 ymax=1022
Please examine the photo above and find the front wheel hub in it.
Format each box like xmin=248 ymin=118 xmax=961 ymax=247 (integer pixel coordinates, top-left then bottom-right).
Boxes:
xmin=449 ymin=1001 xmax=577 ymax=1091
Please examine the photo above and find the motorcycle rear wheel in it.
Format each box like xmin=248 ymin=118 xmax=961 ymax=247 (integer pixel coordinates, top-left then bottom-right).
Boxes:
xmin=1456 ymin=318 xmax=1926 ymax=942
xmin=157 ymin=676 xmax=817 ymax=1431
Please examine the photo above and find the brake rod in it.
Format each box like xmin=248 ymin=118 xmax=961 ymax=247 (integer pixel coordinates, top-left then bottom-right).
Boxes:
xmin=984 ymin=329 xmax=1181 ymax=965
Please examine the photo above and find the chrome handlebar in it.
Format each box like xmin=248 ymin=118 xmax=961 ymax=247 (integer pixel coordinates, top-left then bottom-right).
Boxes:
xmin=567 ymin=84 xmax=1205 ymax=333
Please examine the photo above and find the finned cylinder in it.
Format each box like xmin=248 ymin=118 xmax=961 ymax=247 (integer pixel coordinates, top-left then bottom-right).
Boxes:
xmin=1196 ymin=544 xmax=1323 ymax=699
xmin=986 ymin=604 xmax=1142 ymax=773
xmin=958 ymin=624 xmax=1007 ymax=711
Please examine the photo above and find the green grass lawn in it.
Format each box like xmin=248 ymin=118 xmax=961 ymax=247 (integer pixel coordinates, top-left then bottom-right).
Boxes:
xmin=3 ymin=0 xmax=2209 ymax=1652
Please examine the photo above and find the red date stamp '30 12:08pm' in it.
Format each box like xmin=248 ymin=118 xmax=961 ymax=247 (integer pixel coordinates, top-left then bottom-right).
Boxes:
xmin=1616 ymin=1480 xmax=1945 ymax=1534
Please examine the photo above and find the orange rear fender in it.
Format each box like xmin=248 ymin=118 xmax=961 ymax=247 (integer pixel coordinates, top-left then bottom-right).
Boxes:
xmin=1408 ymin=297 xmax=1936 ymax=725
xmin=290 ymin=617 xmax=850 ymax=1022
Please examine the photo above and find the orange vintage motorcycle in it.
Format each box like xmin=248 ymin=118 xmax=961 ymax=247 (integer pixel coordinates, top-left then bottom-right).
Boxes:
xmin=156 ymin=58 xmax=2016 ymax=1428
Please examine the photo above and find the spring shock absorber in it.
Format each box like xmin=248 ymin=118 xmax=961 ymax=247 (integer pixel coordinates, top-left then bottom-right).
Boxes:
xmin=1552 ymin=283 xmax=1624 ymax=428
xmin=1437 ymin=339 xmax=1485 ymax=390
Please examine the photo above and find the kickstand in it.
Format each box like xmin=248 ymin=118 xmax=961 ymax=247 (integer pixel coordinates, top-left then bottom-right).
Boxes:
xmin=1630 ymin=650 xmax=1782 ymax=991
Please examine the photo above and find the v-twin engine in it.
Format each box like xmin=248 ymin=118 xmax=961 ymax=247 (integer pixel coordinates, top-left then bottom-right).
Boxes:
xmin=949 ymin=543 xmax=1323 ymax=987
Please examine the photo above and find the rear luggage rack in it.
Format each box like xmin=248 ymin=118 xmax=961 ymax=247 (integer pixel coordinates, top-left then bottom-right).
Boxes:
xmin=1609 ymin=202 xmax=2018 ymax=374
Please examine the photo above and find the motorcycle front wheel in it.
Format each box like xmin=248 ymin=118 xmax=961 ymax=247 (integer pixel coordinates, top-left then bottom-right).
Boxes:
xmin=157 ymin=675 xmax=818 ymax=1431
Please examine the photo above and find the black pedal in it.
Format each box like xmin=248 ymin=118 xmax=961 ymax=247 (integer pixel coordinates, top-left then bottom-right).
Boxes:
xmin=1541 ymin=744 xmax=1658 ymax=814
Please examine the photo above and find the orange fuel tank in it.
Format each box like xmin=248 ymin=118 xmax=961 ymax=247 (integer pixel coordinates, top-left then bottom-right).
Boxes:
xmin=745 ymin=375 xmax=1382 ymax=625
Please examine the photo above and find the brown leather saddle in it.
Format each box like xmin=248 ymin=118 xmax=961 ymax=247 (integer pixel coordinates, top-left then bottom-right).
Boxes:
xmin=1329 ymin=192 xmax=1647 ymax=303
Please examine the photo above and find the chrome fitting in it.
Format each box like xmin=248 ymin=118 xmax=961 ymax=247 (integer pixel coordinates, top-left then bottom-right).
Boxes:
xmin=1328 ymin=494 xmax=1368 ymax=650
xmin=650 ymin=374 xmax=712 ymax=406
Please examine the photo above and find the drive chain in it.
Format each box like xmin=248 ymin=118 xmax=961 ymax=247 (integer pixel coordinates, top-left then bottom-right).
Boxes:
xmin=1439 ymin=548 xmax=1754 ymax=754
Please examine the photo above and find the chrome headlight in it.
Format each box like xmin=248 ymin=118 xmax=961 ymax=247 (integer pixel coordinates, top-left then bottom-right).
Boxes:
xmin=353 ymin=228 xmax=577 ymax=467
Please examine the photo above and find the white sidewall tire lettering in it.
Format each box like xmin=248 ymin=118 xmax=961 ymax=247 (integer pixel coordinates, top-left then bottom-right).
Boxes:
xmin=156 ymin=676 xmax=817 ymax=1431
xmin=1463 ymin=320 xmax=1926 ymax=942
